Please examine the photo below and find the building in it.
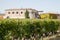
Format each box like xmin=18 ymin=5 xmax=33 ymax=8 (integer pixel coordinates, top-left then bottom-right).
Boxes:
xmin=38 ymin=11 xmax=44 ymax=14
xmin=39 ymin=12 xmax=59 ymax=19
xmin=0 ymin=8 xmax=60 ymax=19
xmin=57 ymin=14 xmax=60 ymax=19
xmin=4 ymin=8 xmax=39 ymax=19
xmin=0 ymin=13 xmax=5 ymax=19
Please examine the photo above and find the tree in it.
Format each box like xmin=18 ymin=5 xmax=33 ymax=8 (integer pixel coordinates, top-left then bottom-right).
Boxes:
xmin=25 ymin=10 xmax=29 ymax=18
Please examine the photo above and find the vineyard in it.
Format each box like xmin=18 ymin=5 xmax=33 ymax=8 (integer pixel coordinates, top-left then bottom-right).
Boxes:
xmin=0 ymin=19 xmax=59 ymax=40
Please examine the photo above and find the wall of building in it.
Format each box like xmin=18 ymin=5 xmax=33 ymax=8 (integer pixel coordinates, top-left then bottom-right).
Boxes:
xmin=4 ymin=8 xmax=38 ymax=19
xmin=57 ymin=14 xmax=60 ymax=19
xmin=39 ymin=13 xmax=50 ymax=19
xmin=50 ymin=14 xmax=57 ymax=19
xmin=4 ymin=10 xmax=25 ymax=18
xmin=0 ymin=15 xmax=3 ymax=19
xmin=39 ymin=13 xmax=58 ymax=19
xmin=0 ymin=14 xmax=5 ymax=19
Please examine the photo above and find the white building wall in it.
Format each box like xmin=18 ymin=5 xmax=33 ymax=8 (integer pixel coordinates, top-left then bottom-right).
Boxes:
xmin=4 ymin=8 xmax=38 ymax=19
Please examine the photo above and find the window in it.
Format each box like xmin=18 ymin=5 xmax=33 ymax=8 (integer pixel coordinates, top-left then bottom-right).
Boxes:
xmin=12 ymin=12 xmax=14 ymax=14
xmin=16 ymin=12 xmax=18 ymax=14
xmin=21 ymin=12 xmax=23 ymax=14
xmin=8 ymin=12 xmax=10 ymax=14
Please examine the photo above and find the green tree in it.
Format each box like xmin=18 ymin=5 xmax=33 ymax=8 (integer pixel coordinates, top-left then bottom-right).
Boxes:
xmin=25 ymin=10 xmax=29 ymax=18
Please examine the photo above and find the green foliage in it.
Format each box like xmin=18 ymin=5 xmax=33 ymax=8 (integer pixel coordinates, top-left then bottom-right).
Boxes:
xmin=25 ymin=10 xmax=29 ymax=18
xmin=0 ymin=19 xmax=59 ymax=40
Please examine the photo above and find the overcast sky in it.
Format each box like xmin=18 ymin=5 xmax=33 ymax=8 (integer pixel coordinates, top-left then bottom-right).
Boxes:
xmin=0 ymin=0 xmax=60 ymax=13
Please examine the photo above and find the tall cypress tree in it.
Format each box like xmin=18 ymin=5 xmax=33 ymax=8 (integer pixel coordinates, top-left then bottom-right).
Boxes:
xmin=25 ymin=10 xmax=29 ymax=18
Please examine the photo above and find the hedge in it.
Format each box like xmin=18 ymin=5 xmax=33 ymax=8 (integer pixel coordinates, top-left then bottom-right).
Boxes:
xmin=0 ymin=19 xmax=59 ymax=40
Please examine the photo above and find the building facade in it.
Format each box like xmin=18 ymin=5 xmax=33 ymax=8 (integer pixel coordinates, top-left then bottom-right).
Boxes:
xmin=0 ymin=14 xmax=5 ymax=19
xmin=39 ymin=13 xmax=58 ymax=19
xmin=4 ymin=8 xmax=38 ymax=19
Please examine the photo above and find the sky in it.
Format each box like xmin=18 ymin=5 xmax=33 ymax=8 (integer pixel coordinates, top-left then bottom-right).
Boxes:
xmin=0 ymin=0 xmax=60 ymax=13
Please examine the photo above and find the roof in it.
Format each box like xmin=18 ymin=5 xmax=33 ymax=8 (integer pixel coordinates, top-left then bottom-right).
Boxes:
xmin=40 ymin=12 xmax=60 ymax=15
xmin=0 ymin=13 xmax=5 ymax=16
xmin=38 ymin=11 xmax=44 ymax=12
xmin=5 ymin=8 xmax=37 ymax=11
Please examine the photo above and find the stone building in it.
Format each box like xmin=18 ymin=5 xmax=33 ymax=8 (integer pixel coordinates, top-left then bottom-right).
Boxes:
xmin=4 ymin=8 xmax=39 ymax=19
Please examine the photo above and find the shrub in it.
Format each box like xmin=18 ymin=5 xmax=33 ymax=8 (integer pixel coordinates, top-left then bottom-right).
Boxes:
xmin=0 ymin=19 xmax=59 ymax=40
